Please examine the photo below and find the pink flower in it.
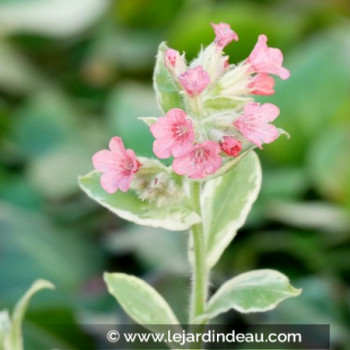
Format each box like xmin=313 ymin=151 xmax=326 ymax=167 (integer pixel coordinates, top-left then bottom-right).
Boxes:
xmin=211 ymin=22 xmax=239 ymax=48
xmin=220 ymin=136 xmax=242 ymax=157
xmin=92 ymin=137 xmax=141 ymax=193
xmin=234 ymin=102 xmax=280 ymax=148
xmin=172 ymin=141 xmax=222 ymax=179
xmin=247 ymin=35 xmax=290 ymax=80
xmin=178 ymin=66 xmax=211 ymax=97
xmin=164 ymin=48 xmax=186 ymax=76
xmin=150 ymin=108 xmax=195 ymax=159
xmin=164 ymin=48 xmax=178 ymax=68
xmin=248 ymin=73 xmax=275 ymax=95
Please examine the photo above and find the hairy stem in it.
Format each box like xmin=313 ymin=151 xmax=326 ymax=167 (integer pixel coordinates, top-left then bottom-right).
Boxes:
xmin=189 ymin=181 xmax=209 ymax=324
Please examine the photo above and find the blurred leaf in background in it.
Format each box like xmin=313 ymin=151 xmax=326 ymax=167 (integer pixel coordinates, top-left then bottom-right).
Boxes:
xmin=106 ymin=83 xmax=157 ymax=157
xmin=0 ymin=0 xmax=109 ymax=38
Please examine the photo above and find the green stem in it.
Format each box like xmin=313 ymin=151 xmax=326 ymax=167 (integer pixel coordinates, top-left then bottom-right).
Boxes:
xmin=189 ymin=181 xmax=209 ymax=324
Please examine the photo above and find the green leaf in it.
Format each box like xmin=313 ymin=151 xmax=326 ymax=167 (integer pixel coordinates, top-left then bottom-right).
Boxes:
xmin=10 ymin=280 xmax=55 ymax=350
xmin=153 ymin=42 xmax=184 ymax=113
xmin=104 ymin=273 xmax=179 ymax=325
xmin=198 ymin=269 xmax=301 ymax=321
xmin=204 ymin=96 xmax=252 ymax=112
xmin=78 ymin=171 xmax=201 ymax=231
xmin=202 ymin=152 xmax=262 ymax=268
xmin=0 ymin=311 xmax=11 ymax=350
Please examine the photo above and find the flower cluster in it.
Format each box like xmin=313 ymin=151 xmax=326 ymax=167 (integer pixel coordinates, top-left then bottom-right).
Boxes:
xmin=92 ymin=23 xmax=289 ymax=199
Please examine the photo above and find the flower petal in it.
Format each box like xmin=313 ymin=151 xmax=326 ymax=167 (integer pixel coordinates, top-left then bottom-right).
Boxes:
xmin=211 ymin=22 xmax=239 ymax=48
xmin=92 ymin=150 xmax=115 ymax=172
xmin=109 ymin=136 xmax=126 ymax=155
xmin=179 ymin=66 xmax=211 ymax=97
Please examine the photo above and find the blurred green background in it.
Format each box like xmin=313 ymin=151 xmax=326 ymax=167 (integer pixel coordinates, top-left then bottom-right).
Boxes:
xmin=0 ymin=0 xmax=350 ymax=349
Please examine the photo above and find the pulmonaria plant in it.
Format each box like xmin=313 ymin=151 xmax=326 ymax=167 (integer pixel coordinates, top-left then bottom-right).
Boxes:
xmin=79 ymin=23 xmax=301 ymax=333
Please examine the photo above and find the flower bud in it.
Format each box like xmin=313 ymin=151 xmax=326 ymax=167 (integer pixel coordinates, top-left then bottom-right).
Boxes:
xmin=179 ymin=66 xmax=211 ymax=97
xmin=220 ymin=136 xmax=242 ymax=157
xmin=164 ymin=48 xmax=187 ymax=77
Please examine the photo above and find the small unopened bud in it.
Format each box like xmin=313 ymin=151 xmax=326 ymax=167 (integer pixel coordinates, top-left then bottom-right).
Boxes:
xmin=178 ymin=66 xmax=211 ymax=97
xmin=220 ymin=136 xmax=242 ymax=157
xmin=164 ymin=48 xmax=187 ymax=76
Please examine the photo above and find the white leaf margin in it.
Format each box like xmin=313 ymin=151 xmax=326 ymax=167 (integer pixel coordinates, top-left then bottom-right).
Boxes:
xmin=202 ymin=152 xmax=262 ymax=268
xmin=197 ymin=269 xmax=302 ymax=322
xmin=104 ymin=272 xmax=180 ymax=325
xmin=79 ymin=171 xmax=201 ymax=231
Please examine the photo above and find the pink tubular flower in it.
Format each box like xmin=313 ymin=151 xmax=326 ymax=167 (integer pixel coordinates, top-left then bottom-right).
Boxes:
xmin=234 ymin=102 xmax=280 ymax=149
xmin=247 ymin=35 xmax=290 ymax=80
xmin=172 ymin=141 xmax=222 ymax=179
xmin=220 ymin=136 xmax=242 ymax=157
xmin=92 ymin=137 xmax=141 ymax=193
xmin=150 ymin=108 xmax=195 ymax=159
xmin=248 ymin=73 xmax=275 ymax=95
xmin=178 ymin=66 xmax=211 ymax=97
xmin=211 ymin=22 xmax=239 ymax=48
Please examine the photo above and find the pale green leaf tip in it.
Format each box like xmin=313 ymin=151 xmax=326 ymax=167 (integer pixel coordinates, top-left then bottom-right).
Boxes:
xmin=291 ymin=286 xmax=302 ymax=296
xmin=286 ymin=277 xmax=302 ymax=296
xmin=103 ymin=272 xmax=113 ymax=285
xmin=77 ymin=171 xmax=93 ymax=182
xmin=103 ymin=272 xmax=125 ymax=293
xmin=77 ymin=170 xmax=97 ymax=188
xmin=278 ymin=128 xmax=290 ymax=139
xmin=103 ymin=272 xmax=124 ymax=281
xmin=103 ymin=272 xmax=117 ymax=296
xmin=197 ymin=273 xmax=302 ymax=322
xmin=77 ymin=176 xmax=83 ymax=186
xmin=138 ymin=116 xmax=158 ymax=126
xmin=31 ymin=279 xmax=55 ymax=291
xmin=77 ymin=173 xmax=87 ymax=185
xmin=77 ymin=175 xmax=88 ymax=190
